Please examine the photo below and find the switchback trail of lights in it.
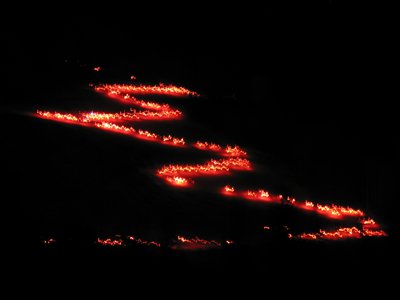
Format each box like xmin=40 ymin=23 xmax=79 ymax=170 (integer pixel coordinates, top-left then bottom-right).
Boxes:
xmin=36 ymin=77 xmax=387 ymax=249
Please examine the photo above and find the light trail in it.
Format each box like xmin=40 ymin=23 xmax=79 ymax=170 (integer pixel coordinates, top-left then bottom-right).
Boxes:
xmin=36 ymin=78 xmax=387 ymax=245
xmin=170 ymin=235 xmax=233 ymax=251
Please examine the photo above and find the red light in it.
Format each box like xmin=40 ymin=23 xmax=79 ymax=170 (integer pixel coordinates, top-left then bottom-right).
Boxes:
xmin=127 ymin=235 xmax=161 ymax=247
xmin=305 ymin=201 xmax=314 ymax=208
xmin=43 ymin=238 xmax=56 ymax=245
xmin=165 ymin=176 xmax=191 ymax=187
xmin=224 ymin=185 xmax=235 ymax=193
xmin=171 ymin=235 xmax=230 ymax=251
xmin=97 ymin=237 xmax=125 ymax=247
xmin=243 ymin=189 xmax=281 ymax=203
xmin=157 ymin=158 xmax=251 ymax=182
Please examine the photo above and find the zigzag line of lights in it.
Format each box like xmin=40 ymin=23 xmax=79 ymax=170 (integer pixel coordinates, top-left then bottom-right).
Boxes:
xmin=36 ymin=80 xmax=387 ymax=243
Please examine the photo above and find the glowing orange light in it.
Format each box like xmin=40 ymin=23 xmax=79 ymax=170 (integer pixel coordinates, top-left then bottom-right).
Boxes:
xmin=194 ymin=142 xmax=247 ymax=157
xmin=43 ymin=238 xmax=56 ymax=245
xmin=157 ymin=158 xmax=250 ymax=179
xmin=361 ymin=218 xmax=380 ymax=230
xmin=37 ymin=83 xmax=192 ymax=149
xmin=194 ymin=141 xmax=221 ymax=152
xmin=362 ymin=218 xmax=376 ymax=225
xmin=305 ymin=201 xmax=314 ymax=208
xmin=224 ymin=145 xmax=247 ymax=157
xmin=294 ymin=226 xmax=387 ymax=241
xmin=127 ymin=235 xmax=161 ymax=247
xmin=224 ymin=185 xmax=235 ymax=193
xmin=287 ymin=197 xmax=296 ymax=204
xmin=165 ymin=176 xmax=191 ymax=187
xmin=171 ymin=235 xmax=227 ymax=251
xmin=363 ymin=229 xmax=387 ymax=237
xmin=94 ymin=66 xmax=101 ymax=72
xmin=244 ymin=189 xmax=281 ymax=203
xmin=299 ymin=233 xmax=318 ymax=240
xmin=97 ymin=237 xmax=125 ymax=247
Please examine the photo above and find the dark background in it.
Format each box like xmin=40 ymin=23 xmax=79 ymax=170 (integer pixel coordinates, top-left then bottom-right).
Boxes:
xmin=2 ymin=2 xmax=398 ymax=282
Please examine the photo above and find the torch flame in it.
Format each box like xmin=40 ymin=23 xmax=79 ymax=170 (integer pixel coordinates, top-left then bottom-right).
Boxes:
xmin=224 ymin=185 xmax=235 ymax=193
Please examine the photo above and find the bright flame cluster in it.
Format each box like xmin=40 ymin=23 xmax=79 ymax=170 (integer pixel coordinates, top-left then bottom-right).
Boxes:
xmin=194 ymin=142 xmax=247 ymax=157
xmin=43 ymin=238 xmax=56 ymax=245
xmin=37 ymin=84 xmax=194 ymax=149
xmin=97 ymin=237 xmax=125 ymax=247
xmin=165 ymin=176 xmax=191 ymax=187
xmin=127 ymin=235 xmax=161 ymax=247
xmin=171 ymin=235 xmax=233 ymax=250
xmin=95 ymin=234 xmax=232 ymax=250
xmin=97 ymin=235 xmax=161 ymax=248
xmin=38 ymin=110 xmax=181 ymax=123
xmin=157 ymin=158 xmax=250 ymax=186
xmin=221 ymin=185 xmax=387 ymax=240
xmin=245 ymin=189 xmax=283 ymax=202
xmin=296 ymin=226 xmax=387 ymax=240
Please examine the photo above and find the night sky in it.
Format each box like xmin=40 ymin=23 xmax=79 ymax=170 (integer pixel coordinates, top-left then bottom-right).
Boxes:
xmin=2 ymin=2 xmax=398 ymax=283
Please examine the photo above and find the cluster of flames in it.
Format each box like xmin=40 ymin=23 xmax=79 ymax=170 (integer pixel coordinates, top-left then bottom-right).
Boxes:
xmin=96 ymin=235 xmax=161 ymax=247
xmin=97 ymin=237 xmax=125 ymax=247
xmin=127 ymin=235 xmax=161 ymax=247
xmin=294 ymin=224 xmax=387 ymax=240
xmin=95 ymin=234 xmax=232 ymax=250
xmin=36 ymin=79 xmax=388 ymax=245
xmin=36 ymin=85 xmax=250 ymax=154
xmin=194 ymin=142 xmax=247 ymax=157
xmin=171 ymin=236 xmax=233 ymax=250
xmin=157 ymin=157 xmax=251 ymax=185
xmin=165 ymin=176 xmax=191 ymax=187
xmin=224 ymin=185 xmax=365 ymax=218
xmin=37 ymin=110 xmax=182 ymax=123
xmin=224 ymin=185 xmax=387 ymax=240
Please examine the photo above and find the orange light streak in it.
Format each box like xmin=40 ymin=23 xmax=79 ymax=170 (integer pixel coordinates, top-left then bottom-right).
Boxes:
xmin=157 ymin=157 xmax=250 ymax=178
xmin=165 ymin=176 xmax=191 ymax=187
xmin=127 ymin=235 xmax=161 ymax=247
xmin=194 ymin=142 xmax=247 ymax=157
xmin=224 ymin=185 xmax=235 ymax=193
xmin=97 ymin=237 xmax=125 ymax=247
xmin=296 ymin=226 xmax=387 ymax=240
xmin=171 ymin=235 xmax=231 ymax=250
xmin=244 ymin=189 xmax=282 ymax=203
